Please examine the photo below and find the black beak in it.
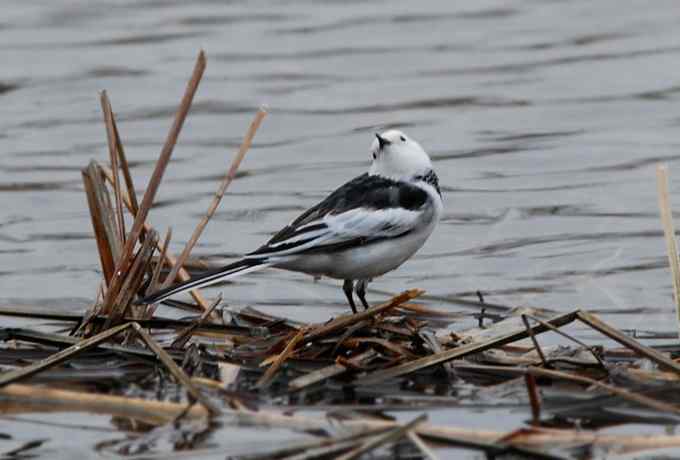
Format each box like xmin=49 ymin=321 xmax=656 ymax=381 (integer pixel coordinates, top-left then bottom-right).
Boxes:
xmin=375 ymin=133 xmax=390 ymax=149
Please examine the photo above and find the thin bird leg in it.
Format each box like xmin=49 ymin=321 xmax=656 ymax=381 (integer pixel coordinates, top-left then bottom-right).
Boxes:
xmin=343 ymin=279 xmax=357 ymax=314
xmin=355 ymin=279 xmax=370 ymax=310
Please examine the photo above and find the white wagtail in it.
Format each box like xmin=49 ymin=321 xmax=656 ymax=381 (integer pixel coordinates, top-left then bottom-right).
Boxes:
xmin=142 ymin=130 xmax=442 ymax=313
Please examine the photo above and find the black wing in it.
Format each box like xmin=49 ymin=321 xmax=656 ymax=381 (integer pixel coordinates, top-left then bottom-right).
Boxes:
xmin=247 ymin=173 xmax=429 ymax=256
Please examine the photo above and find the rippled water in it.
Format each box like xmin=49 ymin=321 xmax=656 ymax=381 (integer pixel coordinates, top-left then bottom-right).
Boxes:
xmin=2 ymin=0 xmax=680 ymax=454
xmin=4 ymin=0 xmax=680 ymax=329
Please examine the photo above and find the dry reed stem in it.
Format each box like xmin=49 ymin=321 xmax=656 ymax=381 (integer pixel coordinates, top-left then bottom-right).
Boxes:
xmin=0 ymin=384 xmax=208 ymax=425
xmin=92 ymin=163 xmax=123 ymax=265
xmin=5 ymin=385 xmax=680 ymax=452
xmin=3 ymin=327 xmax=163 ymax=359
xmin=256 ymin=327 xmax=307 ymax=389
xmin=407 ymin=432 xmax=440 ymax=460
xmin=130 ymin=322 xmax=221 ymax=415
xmin=281 ymin=442 xmax=364 ymax=459
xmin=656 ymin=164 xmax=680 ymax=339
xmin=0 ymin=322 xmax=132 ymax=387
xmin=170 ymin=294 xmax=222 ymax=349
xmin=335 ymin=414 xmax=427 ymax=460
xmin=527 ymin=366 xmax=680 ymax=415
xmin=162 ymin=108 xmax=267 ymax=291
xmin=145 ymin=227 xmax=173 ymax=318
xmin=82 ymin=165 xmax=115 ymax=283
xmin=396 ymin=303 xmax=467 ymax=318
xmin=524 ymin=374 xmax=541 ymax=425
xmin=103 ymin=50 xmax=206 ymax=313
xmin=356 ymin=310 xmax=579 ymax=385
xmin=111 ymin=110 xmax=139 ymax=216
xmin=288 ymin=349 xmax=377 ymax=391
xmin=305 ymin=289 xmax=424 ymax=342
xmin=100 ymin=166 xmax=211 ymax=311
xmin=1 ymin=315 xmax=250 ymax=341
xmin=96 ymin=280 xmax=105 ymax=304
xmin=521 ymin=314 xmax=548 ymax=368
xmin=71 ymin=301 xmax=103 ymax=338
xmin=0 ymin=319 xmax=218 ymax=415
xmin=576 ymin=310 xmax=680 ymax=375
xmin=419 ymin=330 xmax=458 ymax=381
xmin=258 ymin=427 xmax=393 ymax=460
xmin=148 ymin=227 xmax=172 ymax=297
xmin=497 ymin=429 xmax=680 ymax=452
xmin=343 ymin=337 xmax=417 ymax=359
xmin=104 ymin=229 xmax=158 ymax=328
xmin=625 ymin=367 xmax=680 ymax=382
xmin=100 ymin=91 xmax=126 ymax=245
xmin=524 ymin=313 xmax=606 ymax=368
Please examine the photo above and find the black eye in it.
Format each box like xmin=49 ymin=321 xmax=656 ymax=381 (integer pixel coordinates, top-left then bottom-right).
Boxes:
xmin=400 ymin=135 xmax=406 ymax=142
xmin=372 ymin=152 xmax=377 ymax=160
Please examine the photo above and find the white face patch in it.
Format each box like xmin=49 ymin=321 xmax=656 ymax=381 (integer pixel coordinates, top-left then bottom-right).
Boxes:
xmin=369 ymin=130 xmax=432 ymax=180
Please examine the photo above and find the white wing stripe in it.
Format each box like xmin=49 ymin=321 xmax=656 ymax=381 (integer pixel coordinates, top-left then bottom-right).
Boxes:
xmin=266 ymin=228 xmax=328 ymax=248
xmin=248 ymin=207 xmax=423 ymax=257
xmin=324 ymin=207 xmax=421 ymax=236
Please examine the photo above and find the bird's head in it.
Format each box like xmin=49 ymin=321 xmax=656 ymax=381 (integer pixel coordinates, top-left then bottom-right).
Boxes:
xmin=369 ymin=130 xmax=432 ymax=180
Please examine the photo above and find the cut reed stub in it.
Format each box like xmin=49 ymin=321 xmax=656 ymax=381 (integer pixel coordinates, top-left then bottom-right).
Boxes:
xmin=656 ymin=164 xmax=680 ymax=341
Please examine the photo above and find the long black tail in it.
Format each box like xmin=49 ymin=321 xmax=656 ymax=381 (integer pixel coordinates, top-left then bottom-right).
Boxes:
xmin=140 ymin=258 xmax=270 ymax=305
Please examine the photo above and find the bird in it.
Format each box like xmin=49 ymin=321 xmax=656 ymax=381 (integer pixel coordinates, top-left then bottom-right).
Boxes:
xmin=141 ymin=129 xmax=442 ymax=313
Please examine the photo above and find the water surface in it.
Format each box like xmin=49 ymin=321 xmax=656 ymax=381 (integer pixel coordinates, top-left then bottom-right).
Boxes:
xmin=2 ymin=1 xmax=680 ymax=457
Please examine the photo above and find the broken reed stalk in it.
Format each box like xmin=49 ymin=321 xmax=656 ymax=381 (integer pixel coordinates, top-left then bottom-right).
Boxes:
xmin=343 ymin=337 xmax=417 ymax=359
xmin=419 ymin=330 xmax=458 ymax=381
xmin=300 ymin=433 xmax=395 ymax=460
xmin=0 ymin=383 xmax=208 ymax=425
xmin=161 ymin=108 xmax=267 ymax=292
xmin=357 ymin=309 xmax=680 ymax=386
xmin=524 ymin=373 xmax=541 ymax=425
xmin=656 ymin=164 xmax=680 ymax=340
xmin=6 ymin=385 xmax=680 ymax=452
xmin=130 ymin=322 xmax=221 ymax=415
xmin=304 ymin=289 xmax=424 ymax=342
xmin=521 ymin=314 xmax=548 ymax=368
xmin=524 ymin=313 xmax=606 ymax=368
xmin=2 ymin=317 xmax=251 ymax=340
xmin=100 ymin=165 xmax=211 ymax=311
xmin=145 ymin=227 xmax=172 ymax=318
xmin=100 ymin=90 xmax=126 ymax=245
xmin=170 ymin=294 xmax=223 ymax=349
xmin=2 ymin=327 xmax=162 ymax=359
xmin=288 ymin=350 xmax=377 ymax=391
xmin=102 ymin=50 xmax=206 ymax=315
xmin=111 ymin=111 xmax=139 ymax=216
xmin=406 ymin=431 xmax=440 ymax=460
xmin=82 ymin=161 xmax=121 ymax=284
xmin=356 ymin=310 xmax=579 ymax=385
xmin=234 ymin=426 xmax=394 ymax=460
xmin=256 ymin=327 xmax=307 ymax=389
xmin=576 ymin=310 xmax=680 ymax=376
xmin=105 ymin=229 xmax=159 ymax=328
xmin=0 ymin=319 xmax=219 ymax=415
xmin=96 ymin=281 xmax=105 ymax=305
xmin=526 ymin=366 xmax=680 ymax=416
xmin=0 ymin=322 xmax=132 ymax=388
xmin=147 ymin=227 xmax=172 ymax=297
xmin=335 ymin=414 xmax=427 ymax=460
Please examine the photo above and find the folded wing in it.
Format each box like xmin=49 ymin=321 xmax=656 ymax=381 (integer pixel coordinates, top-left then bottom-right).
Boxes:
xmin=247 ymin=173 xmax=429 ymax=258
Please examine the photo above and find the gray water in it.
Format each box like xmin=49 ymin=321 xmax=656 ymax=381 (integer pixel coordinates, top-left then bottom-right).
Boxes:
xmin=2 ymin=0 xmax=680 ymax=457
xmin=4 ymin=0 xmax=680 ymax=326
